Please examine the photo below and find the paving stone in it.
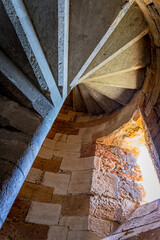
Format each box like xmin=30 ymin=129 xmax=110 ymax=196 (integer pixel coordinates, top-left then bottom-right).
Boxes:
xmin=47 ymin=226 xmax=68 ymax=240
xmin=18 ymin=182 xmax=53 ymax=202
xmin=26 ymin=168 xmax=44 ymax=184
xmin=42 ymin=172 xmax=70 ymax=195
xmin=59 ymin=216 xmax=88 ymax=230
xmin=68 ymin=170 xmax=93 ymax=194
xmin=26 ymin=202 xmax=61 ymax=225
xmin=60 ymin=156 xmax=95 ymax=171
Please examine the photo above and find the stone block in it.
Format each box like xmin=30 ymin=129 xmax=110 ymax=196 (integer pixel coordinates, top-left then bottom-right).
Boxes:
xmin=90 ymin=195 xmax=123 ymax=222
xmin=88 ymin=216 xmax=112 ymax=236
xmin=60 ymin=156 xmax=95 ymax=171
xmin=32 ymin=156 xmax=62 ymax=172
xmin=52 ymin=195 xmax=90 ymax=216
xmin=91 ymin=171 xmax=118 ymax=198
xmin=59 ymin=216 xmax=88 ymax=230
xmin=81 ymin=142 xmax=97 ymax=158
xmin=26 ymin=168 xmax=44 ymax=184
xmin=47 ymin=226 xmax=68 ymax=240
xmin=26 ymin=202 xmax=61 ymax=225
xmin=1 ymin=219 xmax=49 ymax=240
xmin=78 ymin=128 xmax=93 ymax=143
xmin=0 ymin=233 xmax=10 ymax=240
xmin=126 ymin=153 xmax=137 ymax=166
xmin=18 ymin=182 xmax=53 ymax=202
xmin=43 ymin=138 xmax=56 ymax=149
xmin=55 ymin=141 xmax=81 ymax=153
xmin=54 ymin=133 xmax=67 ymax=142
xmin=38 ymin=147 xmax=54 ymax=159
xmin=7 ymin=198 xmax=31 ymax=221
xmin=53 ymin=149 xmax=81 ymax=157
xmin=67 ymin=230 xmax=87 ymax=240
xmin=68 ymin=170 xmax=93 ymax=194
xmin=42 ymin=172 xmax=70 ymax=195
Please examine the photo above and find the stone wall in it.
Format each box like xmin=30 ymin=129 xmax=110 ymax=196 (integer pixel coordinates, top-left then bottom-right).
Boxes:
xmin=0 ymin=105 xmax=146 ymax=240
xmin=102 ymin=199 xmax=160 ymax=240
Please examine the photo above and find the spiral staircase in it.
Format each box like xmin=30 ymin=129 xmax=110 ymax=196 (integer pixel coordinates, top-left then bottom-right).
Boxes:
xmin=0 ymin=0 xmax=158 ymax=228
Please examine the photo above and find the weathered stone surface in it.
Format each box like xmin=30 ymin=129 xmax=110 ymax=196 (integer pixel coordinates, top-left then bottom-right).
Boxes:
xmin=38 ymin=147 xmax=54 ymax=159
xmin=32 ymin=156 xmax=62 ymax=172
xmin=128 ymin=199 xmax=159 ymax=220
xmin=88 ymin=216 xmax=112 ymax=236
xmin=51 ymin=119 xmax=79 ymax=135
xmin=26 ymin=202 xmax=61 ymax=225
xmin=52 ymin=195 xmax=90 ymax=216
xmin=67 ymin=230 xmax=87 ymax=240
xmin=0 ymin=233 xmax=10 ymax=240
xmin=42 ymin=172 xmax=70 ymax=195
xmin=81 ymin=142 xmax=97 ymax=157
xmin=7 ymin=198 xmax=31 ymax=222
xmin=90 ymin=195 xmax=123 ymax=222
xmin=1 ymin=219 xmax=49 ymax=240
xmin=26 ymin=168 xmax=44 ymax=184
xmin=126 ymin=153 xmax=137 ymax=167
xmin=91 ymin=171 xmax=118 ymax=198
xmin=0 ymin=159 xmax=24 ymax=224
xmin=47 ymin=226 xmax=68 ymax=240
xmin=54 ymin=133 xmax=68 ymax=142
xmin=18 ymin=182 xmax=53 ymax=203
xmin=60 ymin=156 xmax=95 ymax=171
xmin=55 ymin=141 xmax=81 ymax=153
xmin=0 ymin=96 xmax=42 ymax=135
xmin=105 ymin=222 xmax=160 ymax=240
xmin=59 ymin=216 xmax=88 ymax=230
xmin=68 ymin=170 xmax=93 ymax=194
xmin=43 ymin=138 xmax=56 ymax=149
xmin=117 ymin=207 xmax=160 ymax=233
xmin=0 ymin=129 xmax=30 ymax=164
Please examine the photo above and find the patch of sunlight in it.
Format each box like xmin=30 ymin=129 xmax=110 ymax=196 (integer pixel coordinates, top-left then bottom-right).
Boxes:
xmin=137 ymin=145 xmax=160 ymax=203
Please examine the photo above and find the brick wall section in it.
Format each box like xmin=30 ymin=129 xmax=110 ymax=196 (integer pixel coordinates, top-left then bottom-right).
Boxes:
xmin=0 ymin=106 xmax=146 ymax=240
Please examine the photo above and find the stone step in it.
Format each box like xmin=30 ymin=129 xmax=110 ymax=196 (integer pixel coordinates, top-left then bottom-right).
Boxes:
xmin=85 ymin=35 xmax=150 ymax=80
xmin=84 ymin=85 xmax=122 ymax=114
xmin=78 ymin=84 xmax=104 ymax=115
xmin=83 ymin=82 xmax=135 ymax=105
xmin=84 ymin=69 xmax=145 ymax=90
xmin=81 ymin=3 xmax=148 ymax=81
